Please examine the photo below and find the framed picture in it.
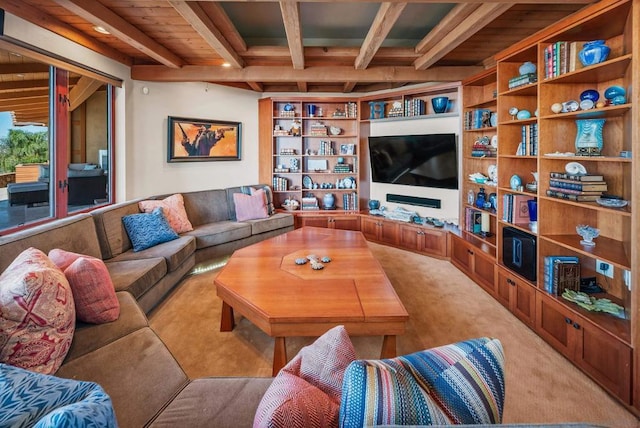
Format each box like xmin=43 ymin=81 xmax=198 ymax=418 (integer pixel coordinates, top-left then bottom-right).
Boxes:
xmin=167 ymin=116 xmax=241 ymax=162
xmin=339 ymin=144 xmax=349 ymax=155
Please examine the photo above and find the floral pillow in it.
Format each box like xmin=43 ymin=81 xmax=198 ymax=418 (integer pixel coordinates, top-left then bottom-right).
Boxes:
xmin=0 ymin=248 xmax=75 ymax=375
xmin=122 ymin=207 xmax=179 ymax=252
xmin=138 ymin=193 xmax=193 ymax=234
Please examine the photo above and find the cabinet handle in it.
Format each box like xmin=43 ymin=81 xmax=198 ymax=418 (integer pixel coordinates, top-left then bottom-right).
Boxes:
xmin=507 ymin=279 xmax=515 ymax=286
xmin=565 ymin=317 xmax=572 ymax=324
xmin=573 ymin=322 xmax=581 ymax=330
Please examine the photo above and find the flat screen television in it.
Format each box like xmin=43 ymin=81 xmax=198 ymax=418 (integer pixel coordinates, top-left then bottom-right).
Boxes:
xmin=368 ymin=133 xmax=459 ymax=189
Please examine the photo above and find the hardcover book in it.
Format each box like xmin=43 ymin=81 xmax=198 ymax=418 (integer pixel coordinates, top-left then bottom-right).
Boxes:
xmin=549 ymin=172 xmax=604 ymax=181
xmin=546 ymin=189 xmax=602 ymax=201
xmin=544 ymin=255 xmax=579 ymax=294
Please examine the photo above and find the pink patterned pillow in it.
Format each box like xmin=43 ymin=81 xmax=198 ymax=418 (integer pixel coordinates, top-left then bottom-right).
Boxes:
xmin=49 ymin=249 xmax=120 ymax=324
xmin=234 ymin=188 xmax=268 ymax=222
xmin=0 ymin=248 xmax=75 ymax=374
xmin=254 ymin=325 xmax=356 ymax=428
xmin=138 ymin=193 xmax=193 ymax=233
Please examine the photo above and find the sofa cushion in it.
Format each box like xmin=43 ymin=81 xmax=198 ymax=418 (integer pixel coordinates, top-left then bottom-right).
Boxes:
xmin=105 ymin=258 xmax=167 ymax=299
xmin=181 ymin=189 xmax=231 ymax=226
xmin=108 ymin=236 xmax=195 ymax=273
xmin=339 ymin=337 xmax=505 ymax=427
xmin=139 ymin=193 xmax=194 ymax=234
xmin=0 ymin=363 xmax=117 ymax=428
xmin=233 ymin=189 xmax=269 ymax=222
xmin=184 ymin=221 xmax=251 ymax=250
xmin=254 ymin=325 xmax=356 ymax=428
xmin=150 ymin=377 xmax=273 ymax=427
xmin=48 ymin=249 xmax=120 ymax=324
xmin=245 ymin=212 xmax=295 ymax=235
xmin=122 ymin=207 xmax=179 ymax=252
xmin=64 ymin=291 xmax=147 ymax=364
xmin=0 ymin=248 xmax=75 ymax=375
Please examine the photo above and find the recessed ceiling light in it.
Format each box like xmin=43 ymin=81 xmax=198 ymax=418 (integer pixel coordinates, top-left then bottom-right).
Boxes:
xmin=221 ymin=62 xmax=231 ymax=68
xmin=94 ymin=26 xmax=110 ymax=35
xmin=16 ymin=74 xmax=24 ymax=78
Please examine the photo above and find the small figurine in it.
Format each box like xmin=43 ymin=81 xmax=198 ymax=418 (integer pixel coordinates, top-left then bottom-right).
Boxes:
xmin=290 ymin=119 xmax=301 ymax=136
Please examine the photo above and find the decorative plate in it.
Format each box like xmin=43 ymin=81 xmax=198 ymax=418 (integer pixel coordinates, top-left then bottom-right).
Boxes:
xmin=579 ymin=99 xmax=594 ymax=110
xmin=490 ymin=135 xmax=498 ymax=148
xmin=580 ymin=89 xmax=599 ymax=102
xmin=342 ymin=176 xmax=355 ymax=189
xmin=563 ymin=100 xmax=579 ymax=112
xmin=303 ymin=175 xmax=313 ymax=189
xmin=565 ymin=161 xmax=587 ymax=175
xmin=596 ymin=198 xmax=628 ymax=208
xmin=509 ymin=174 xmax=522 ymax=190
xmin=487 ymin=164 xmax=497 ymax=182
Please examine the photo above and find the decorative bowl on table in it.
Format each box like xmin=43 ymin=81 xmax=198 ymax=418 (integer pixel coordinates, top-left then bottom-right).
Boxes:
xmin=282 ymin=199 xmax=299 ymax=211
xmin=576 ymin=224 xmax=600 ymax=247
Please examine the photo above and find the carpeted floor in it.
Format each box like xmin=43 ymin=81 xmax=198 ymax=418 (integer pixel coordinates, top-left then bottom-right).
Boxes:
xmin=149 ymin=242 xmax=639 ymax=427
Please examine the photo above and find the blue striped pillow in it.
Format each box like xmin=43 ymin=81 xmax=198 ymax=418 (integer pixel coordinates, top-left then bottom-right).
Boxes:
xmin=339 ymin=337 xmax=505 ymax=427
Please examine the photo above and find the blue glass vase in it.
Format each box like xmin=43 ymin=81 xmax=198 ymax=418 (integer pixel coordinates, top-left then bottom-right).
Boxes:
xmin=578 ymin=40 xmax=610 ymax=67
xmin=575 ymin=119 xmax=605 ymax=156
xmin=431 ymin=96 xmax=449 ymax=114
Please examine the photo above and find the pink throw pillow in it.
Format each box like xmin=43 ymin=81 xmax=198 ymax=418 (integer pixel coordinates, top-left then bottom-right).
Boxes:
xmin=234 ymin=188 xmax=268 ymax=222
xmin=254 ymin=325 xmax=356 ymax=428
xmin=49 ymin=249 xmax=119 ymax=324
xmin=0 ymin=248 xmax=75 ymax=374
xmin=64 ymin=257 xmax=120 ymax=324
xmin=138 ymin=193 xmax=193 ymax=233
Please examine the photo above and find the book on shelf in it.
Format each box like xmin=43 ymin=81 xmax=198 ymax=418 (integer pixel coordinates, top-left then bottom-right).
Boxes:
xmin=545 ymin=189 xmax=601 ymax=201
xmin=568 ymin=41 xmax=587 ymax=73
xmin=549 ymin=172 xmax=604 ymax=181
xmin=543 ymin=256 xmax=580 ymax=295
xmin=549 ymin=179 xmax=608 ymax=192
xmin=501 ymin=194 xmax=532 ymax=224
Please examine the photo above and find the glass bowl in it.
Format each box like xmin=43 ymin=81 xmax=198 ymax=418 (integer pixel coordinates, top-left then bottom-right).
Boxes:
xmin=576 ymin=224 xmax=600 ymax=246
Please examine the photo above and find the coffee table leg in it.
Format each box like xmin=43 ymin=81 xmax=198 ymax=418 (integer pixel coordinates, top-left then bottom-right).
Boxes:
xmin=272 ymin=337 xmax=287 ymax=376
xmin=380 ymin=335 xmax=397 ymax=359
xmin=220 ymin=301 xmax=235 ymax=331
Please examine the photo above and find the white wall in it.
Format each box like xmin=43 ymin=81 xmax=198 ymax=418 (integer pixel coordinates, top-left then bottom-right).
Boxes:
xmin=127 ymin=81 xmax=261 ymax=198
xmin=369 ymin=115 xmax=461 ymax=223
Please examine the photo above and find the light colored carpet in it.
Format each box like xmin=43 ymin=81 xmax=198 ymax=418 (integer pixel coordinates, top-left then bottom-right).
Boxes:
xmin=149 ymin=242 xmax=639 ymax=427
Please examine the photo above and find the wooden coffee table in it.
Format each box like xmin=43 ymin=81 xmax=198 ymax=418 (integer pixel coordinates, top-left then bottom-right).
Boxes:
xmin=215 ymin=227 xmax=409 ymax=375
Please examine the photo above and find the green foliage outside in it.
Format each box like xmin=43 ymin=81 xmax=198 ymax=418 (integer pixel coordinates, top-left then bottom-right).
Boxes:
xmin=0 ymin=129 xmax=49 ymax=174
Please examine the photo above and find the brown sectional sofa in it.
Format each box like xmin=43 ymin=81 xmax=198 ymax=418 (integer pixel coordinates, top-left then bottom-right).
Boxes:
xmin=0 ymin=185 xmax=293 ymax=427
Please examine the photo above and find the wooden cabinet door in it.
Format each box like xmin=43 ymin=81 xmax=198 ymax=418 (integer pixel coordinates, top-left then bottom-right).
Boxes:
xmin=399 ymin=224 xmax=421 ymax=251
xmin=331 ymin=216 xmax=360 ymax=231
xmin=535 ymin=292 xmax=579 ymax=360
xmin=471 ymin=248 xmax=496 ymax=295
xmin=298 ymin=216 xmax=328 ymax=228
xmin=576 ymin=318 xmax=632 ymax=404
xmin=421 ymin=228 xmax=447 ymax=258
xmin=512 ymin=280 xmax=536 ymax=328
xmin=360 ymin=217 xmax=380 ymax=241
xmin=495 ymin=269 xmax=512 ymax=309
xmin=450 ymin=234 xmax=472 ymax=273
xmin=378 ymin=220 xmax=398 ymax=245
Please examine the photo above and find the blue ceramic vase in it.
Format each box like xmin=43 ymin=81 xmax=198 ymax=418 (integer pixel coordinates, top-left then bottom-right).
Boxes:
xmin=368 ymin=199 xmax=380 ymax=211
xmin=575 ymin=119 xmax=605 ymax=155
xmin=519 ymin=61 xmax=536 ymax=75
xmin=431 ymin=96 xmax=449 ymax=114
xmin=323 ymin=193 xmax=335 ymax=209
xmin=578 ymin=40 xmax=610 ymax=67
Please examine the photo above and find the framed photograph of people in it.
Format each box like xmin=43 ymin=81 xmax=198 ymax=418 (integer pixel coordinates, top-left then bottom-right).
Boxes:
xmin=167 ymin=116 xmax=241 ymax=162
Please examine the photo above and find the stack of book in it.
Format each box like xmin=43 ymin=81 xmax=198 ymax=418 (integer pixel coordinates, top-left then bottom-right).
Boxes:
xmin=471 ymin=139 xmax=496 ymax=158
xmin=543 ymin=255 xmax=580 ymax=296
xmin=546 ymin=172 xmax=606 ymax=201
xmin=508 ymin=73 xmax=537 ymax=89
xmin=404 ymin=98 xmax=426 ymax=117
xmin=543 ymin=41 xmax=586 ymax=79
xmin=301 ymin=196 xmax=319 ymax=210
xmin=464 ymin=207 xmax=483 ymax=234
xmin=272 ymin=176 xmax=289 ymax=191
xmin=463 ymin=109 xmax=493 ymax=130
xmin=342 ymin=192 xmax=358 ymax=211
xmin=345 ymin=102 xmax=358 ymax=118
xmin=502 ymin=194 xmax=533 ymax=225
xmin=309 ymin=123 xmax=328 ymax=136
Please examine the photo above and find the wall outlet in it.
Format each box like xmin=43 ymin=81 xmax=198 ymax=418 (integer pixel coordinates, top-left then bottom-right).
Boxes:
xmin=596 ymin=259 xmax=614 ymax=279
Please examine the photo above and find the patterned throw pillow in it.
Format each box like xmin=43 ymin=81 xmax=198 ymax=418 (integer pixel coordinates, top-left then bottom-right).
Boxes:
xmin=48 ymin=249 xmax=120 ymax=324
xmin=0 ymin=363 xmax=117 ymax=427
xmin=138 ymin=193 xmax=193 ymax=233
xmin=0 ymin=248 xmax=75 ymax=375
xmin=122 ymin=207 xmax=179 ymax=252
xmin=339 ymin=337 xmax=505 ymax=427
xmin=254 ymin=325 xmax=356 ymax=428
xmin=233 ymin=189 xmax=268 ymax=222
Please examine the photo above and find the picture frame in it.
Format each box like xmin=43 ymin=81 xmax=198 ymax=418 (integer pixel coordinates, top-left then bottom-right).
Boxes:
xmin=167 ymin=116 xmax=241 ymax=162
xmin=339 ymin=144 xmax=349 ymax=155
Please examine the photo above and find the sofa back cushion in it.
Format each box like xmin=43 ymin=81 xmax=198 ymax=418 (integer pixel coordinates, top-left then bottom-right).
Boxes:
xmin=0 ymin=214 xmax=102 ymax=273
xmin=90 ymin=200 xmax=144 ymax=259
xmin=181 ymin=189 xmax=231 ymax=227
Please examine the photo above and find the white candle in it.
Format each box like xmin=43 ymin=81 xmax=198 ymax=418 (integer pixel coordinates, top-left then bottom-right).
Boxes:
xmin=481 ymin=212 xmax=490 ymax=233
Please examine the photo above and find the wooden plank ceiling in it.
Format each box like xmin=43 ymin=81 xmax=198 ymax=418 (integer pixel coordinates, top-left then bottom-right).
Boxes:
xmin=1 ymin=0 xmax=592 ymax=124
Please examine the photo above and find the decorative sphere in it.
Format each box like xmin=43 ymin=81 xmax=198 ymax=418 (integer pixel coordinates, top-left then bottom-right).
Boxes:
xmin=604 ymin=85 xmax=626 ymax=100
xmin=516 ymin=110 xmax=531 ymax=120
xmin=551 ymin=103 xmax=563 ymax=114
xmin=368 ymin=199 xmax=380 ymax=210
xmin=519 ymin=61 xmax=536 ymax=76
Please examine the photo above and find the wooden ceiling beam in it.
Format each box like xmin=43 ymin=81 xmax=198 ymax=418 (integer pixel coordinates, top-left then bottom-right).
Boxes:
xmin=0 ymin=88 xmax=49 ymax=100
xmin=343 ymin=82 xmax=357 ymax=93
xmin=247 ymin=82 xmax=264 ymax=92
xmin=198 ymin=2 xmax=247 ymax=53
xmin=69 ymin=76 xmax=103 ymax=111
xmin=0 ymin=96 xmax=48 ymax=109
xmin=0 ymin=63 xmax=50 ymax=75
xmin=415 ymin=3 xmax=480 ymax=54
xmin=279 ymin=2 xmax=305 ymax=70
xmin=168 ymin=1 xmax=244 ymax=68
xmin=131 ymin=64 xmax=482 ymax=83
xmin=0 ymin=79 xmax=49 ymax=91
xmin=355 ymin=2 xmax=407 ymax=70
xmin=208 ymin=0 xmax=592 ymax=3
xmin=414 ymin=2 xmax=513 ymax=70
xmin=51 ymin=0 xmax=184 ymax=68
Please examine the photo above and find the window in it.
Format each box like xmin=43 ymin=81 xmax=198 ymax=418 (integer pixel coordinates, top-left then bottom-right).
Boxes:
xmin=0 ymin=46 xmax=114 ymax=233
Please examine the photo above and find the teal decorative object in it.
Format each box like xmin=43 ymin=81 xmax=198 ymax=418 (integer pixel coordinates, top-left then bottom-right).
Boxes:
xmin=431 ymin=96 xmax=449 ymax=114
xmin=519 ymin=61 xmax=536 ymax=75
xmin=575 ymin=119 xmax=605 ymax=156
xmin=579 ymin=40 xmax=610 ymax=66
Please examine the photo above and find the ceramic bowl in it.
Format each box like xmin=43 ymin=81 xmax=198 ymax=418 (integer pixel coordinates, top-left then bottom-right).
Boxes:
xmin=604 ymin=85 xmax=626 ymax=100
xmin=580 ymin=89 xmax=599 ymax=102
xmin=516 ymin=110 xmax=531 ymax=120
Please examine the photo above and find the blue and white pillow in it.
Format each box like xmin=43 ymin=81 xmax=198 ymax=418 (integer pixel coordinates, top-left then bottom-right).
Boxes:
xmin=122 ymin=206 xmax=179 ymax=252
xmin=0 ymin=363 xmax=117 ymax=427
